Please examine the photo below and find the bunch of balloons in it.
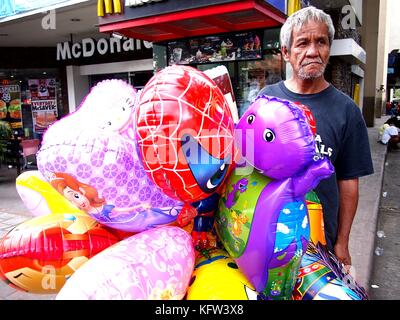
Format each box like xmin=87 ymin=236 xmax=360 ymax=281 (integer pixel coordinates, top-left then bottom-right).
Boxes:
xmin=0 ymin=65 xmax=368 ymax=300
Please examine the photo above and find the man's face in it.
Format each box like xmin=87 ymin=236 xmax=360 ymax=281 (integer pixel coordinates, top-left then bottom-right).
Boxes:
xmin=283 ymin=20 xmax=330 ymax=81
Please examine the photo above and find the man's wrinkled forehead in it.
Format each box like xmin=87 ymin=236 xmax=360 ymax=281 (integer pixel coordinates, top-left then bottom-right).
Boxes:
xmin=292 ymin=20 xmax=330 ymax=39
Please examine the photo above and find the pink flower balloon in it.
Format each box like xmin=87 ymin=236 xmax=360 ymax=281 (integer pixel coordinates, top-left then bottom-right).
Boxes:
xmin=37 ymin=80 xmax=184 ymax=232
xmin=56 ymin=226 xmax=195 ymax=300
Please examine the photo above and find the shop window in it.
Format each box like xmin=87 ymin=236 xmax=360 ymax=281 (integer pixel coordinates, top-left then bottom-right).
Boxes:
xmin=129 ymin=71 xmax=154 ymax=90
xmin=89 ymin=71 xmax=154 ymax=91
xmin=237 ymin=53 xmax=283 ymax=117
xmin=89 ymin=73 xmax=129 ymax=89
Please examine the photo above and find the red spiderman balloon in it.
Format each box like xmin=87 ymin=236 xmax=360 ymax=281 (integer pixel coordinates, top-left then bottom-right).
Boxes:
xmin=295 ymin=102 xmax=317 ymax=135
xmin=136 ymin=65 xmax=236 ymax=203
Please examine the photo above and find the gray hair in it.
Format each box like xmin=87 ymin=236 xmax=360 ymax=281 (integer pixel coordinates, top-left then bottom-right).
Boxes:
xmin=280 ymin=6 xmax=335 ymax=51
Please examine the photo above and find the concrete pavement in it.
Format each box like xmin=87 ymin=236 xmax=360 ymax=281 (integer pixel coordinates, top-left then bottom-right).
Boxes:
xmin=0 ymin=166 xmax=57 ymax=300
xmin=369 ymin=139 xmax=400 ymax=299
xmin=349 ymin=115 xmax=390 ymax=292
xmin=0 ymin=115 xmax=392 ymax=299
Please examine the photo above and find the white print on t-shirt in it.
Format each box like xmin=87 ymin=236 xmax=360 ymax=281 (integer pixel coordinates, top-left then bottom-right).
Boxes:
xmin=315 ymin=134 xmax=333 ymax=158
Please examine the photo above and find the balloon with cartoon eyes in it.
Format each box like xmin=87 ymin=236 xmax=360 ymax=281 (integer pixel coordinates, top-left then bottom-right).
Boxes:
xmin=135 ymin=65 xmax=236 ymax=204
xmin=16 ymin=170 xmax=84 ymax=217
xmin=0 ymin=213 xmax=121 ymax=294
xmin=216 ymin=96 xmax=335 ymax=300
xmin=186 ymin=249 xmax=262 ymax=300
xmin=37 ymin=80 xmax=185 ymax=233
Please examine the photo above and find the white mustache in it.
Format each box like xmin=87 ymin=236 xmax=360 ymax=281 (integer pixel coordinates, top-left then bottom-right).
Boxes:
xmin=301 ymin=59 xmax=323 ymax=67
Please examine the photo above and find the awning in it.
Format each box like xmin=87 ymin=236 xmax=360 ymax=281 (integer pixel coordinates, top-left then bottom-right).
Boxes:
xmin=99 ymin=0 xmax=287 ymax=43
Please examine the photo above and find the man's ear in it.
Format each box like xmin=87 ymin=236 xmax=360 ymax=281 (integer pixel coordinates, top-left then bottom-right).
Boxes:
xmin=281 ymin=46 xmax=290 ymax=62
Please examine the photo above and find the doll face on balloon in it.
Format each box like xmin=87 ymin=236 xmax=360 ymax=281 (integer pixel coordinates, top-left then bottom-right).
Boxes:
xmin=49 ymin=172 xmax=106 ymax=213
xmin=62 ymin=186 xmax=91 ymax=211
xmin=96 ymin=95 xmax=137 ymax=132
xmin=81 ymin=81 xmax=137 ymax=133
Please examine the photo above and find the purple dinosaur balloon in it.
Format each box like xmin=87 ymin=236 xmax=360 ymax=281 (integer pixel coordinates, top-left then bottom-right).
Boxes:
xmin=239 ymin=96 xmax=320 ymax=180
xmin=217 ymin=96 xmax=334 ymax=299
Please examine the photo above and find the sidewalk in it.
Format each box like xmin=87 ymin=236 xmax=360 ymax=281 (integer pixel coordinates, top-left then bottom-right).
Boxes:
xmin=0 ymin=116 xmax=390 ymax=299
xmin=349 ymin=115 xmax=390 ymax=292
xmin=0 ymin=166 xmax=57 ymax=300
xmin=369 ymin=138 xmax=400 ymax=299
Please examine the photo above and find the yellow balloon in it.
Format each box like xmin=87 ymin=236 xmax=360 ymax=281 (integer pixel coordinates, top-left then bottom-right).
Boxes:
xmin=186 ymin=249 xmax=260 ymax=300
xmin=16 ymin=170 xmax=85 ymax=216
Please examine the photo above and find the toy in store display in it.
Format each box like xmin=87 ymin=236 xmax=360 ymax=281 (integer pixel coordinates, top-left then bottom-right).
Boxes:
xmin=292 ymin=242 xmax=369 ymax=300
xmin=136 ymin=65 xmax=236 ymax=203
xmin=37 ymin=79 xmax=185 ymax=233
xmin=16 ymin=170 xmax=84 ymax=217
xmin=186 ymin=249 xmax=261 ymax=300
xmin=0 ymin=213 xmax=121 ymax=294
xmin=168 ymin=32 xmax=262 ymax=65
xmin=56 ymin=226 xmax=195 ymax=300
xmin=254 ymin=35 xmax=261 ymax=50
xmin=216 ymin=96 xmax=334 ymax=299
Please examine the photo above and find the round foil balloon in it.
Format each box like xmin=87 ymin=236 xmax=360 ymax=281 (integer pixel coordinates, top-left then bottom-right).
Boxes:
xmin=136 ymin=65 xmax=236 ymax=203
xmin=56 ymin=226 xmax=195 ymax=300
xmin=0 ymin=213 xmax=120 ymax=294
xmin=292 ymin=242 xmax=368 ymax=300
xmin=187 ymin=249 xmax=260 ymax=300
xmin=37 ymin=79 xmax=184 ymax=232
xmin=16 ymin=170 xmax=84 ymax=217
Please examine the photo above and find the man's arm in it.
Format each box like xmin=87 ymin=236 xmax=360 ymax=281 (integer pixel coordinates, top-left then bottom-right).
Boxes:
xmin=335 ymin=178 xmax=359 ymax=268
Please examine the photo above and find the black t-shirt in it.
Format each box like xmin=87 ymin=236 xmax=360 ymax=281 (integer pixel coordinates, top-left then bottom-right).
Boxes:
xmin=258 ymin=81 xmax=374 ymax=250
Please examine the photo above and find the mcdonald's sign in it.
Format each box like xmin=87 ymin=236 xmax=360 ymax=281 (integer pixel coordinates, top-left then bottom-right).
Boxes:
xmin=97 ymin=0 xmax=123 ymax=17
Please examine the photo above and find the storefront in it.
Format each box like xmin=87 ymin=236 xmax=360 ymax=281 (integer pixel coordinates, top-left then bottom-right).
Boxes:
xmin=98 ymin=0 xmax=287 ymax=117
xmin=0 ymin=47 xmax=64 ymax=140
xmin=0 ymin=35 xmax=154 ymax=140
xmin=57 ymin=35 xmax=154 ymax=112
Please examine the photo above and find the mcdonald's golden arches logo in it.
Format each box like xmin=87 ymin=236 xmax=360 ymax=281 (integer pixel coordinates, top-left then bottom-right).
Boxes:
xmin=98 ymin=0 xmax=123 ymax=17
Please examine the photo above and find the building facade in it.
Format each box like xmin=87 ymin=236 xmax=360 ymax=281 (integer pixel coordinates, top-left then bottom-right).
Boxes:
xmin=98 ymin=0 xmax=288 ymax=117
xmin=0 ymin=0 xmax=154 ymax=138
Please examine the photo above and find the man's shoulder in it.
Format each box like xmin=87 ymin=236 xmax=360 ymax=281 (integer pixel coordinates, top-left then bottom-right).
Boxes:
xmin=325 ymin=85 xmax=364 ymax=119
xmin=329 ymin=85 xmax=358 ymax=106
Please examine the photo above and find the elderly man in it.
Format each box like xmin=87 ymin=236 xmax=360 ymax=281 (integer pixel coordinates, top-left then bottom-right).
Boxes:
xmin=258 ymin=6 xmax=374 ymax=269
